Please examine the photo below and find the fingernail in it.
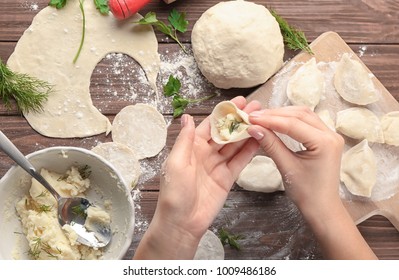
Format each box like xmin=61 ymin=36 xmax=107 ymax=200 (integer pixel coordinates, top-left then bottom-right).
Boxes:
xmin=181 ymin=114 xmax=188 ymax=127
xmin=248 ymin=128 xmax=264 ymax=140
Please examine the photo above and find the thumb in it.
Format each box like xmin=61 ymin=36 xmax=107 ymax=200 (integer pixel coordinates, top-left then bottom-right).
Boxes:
xmin=247 ymin=125 xmax=297 ymax=174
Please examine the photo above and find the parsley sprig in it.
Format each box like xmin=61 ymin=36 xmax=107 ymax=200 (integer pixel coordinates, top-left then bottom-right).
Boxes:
xmin=135 ymin=9 xmax=189 ymax=54
xmin=163 ymin=75 xmax=215 ymax=118
xmin=270 ymin=9 xmax=313 ymax=55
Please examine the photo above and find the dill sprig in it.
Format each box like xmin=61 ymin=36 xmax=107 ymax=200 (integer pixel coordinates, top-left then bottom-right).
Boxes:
xmin=218 ymin=228 xmax=243 ymax=251
xmin=270 ymin=9 xmax=314 ymax=55
xmin=0 ymin=59 xmax=52 ymax=113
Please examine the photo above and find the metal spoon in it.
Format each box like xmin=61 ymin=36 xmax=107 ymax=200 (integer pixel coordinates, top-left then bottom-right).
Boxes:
xmin=0 ymin=131 xmax=111 ymax=248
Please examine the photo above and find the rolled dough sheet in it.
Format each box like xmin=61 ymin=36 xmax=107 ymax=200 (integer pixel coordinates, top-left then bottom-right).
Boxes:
xmin=7 ymin=1 xmax=160 ymax=138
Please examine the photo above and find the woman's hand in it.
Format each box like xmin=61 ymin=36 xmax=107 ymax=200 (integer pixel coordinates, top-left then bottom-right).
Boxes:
xmin=247 ymin=106 xmax=377 ymax=259
xmin=134 ymin=96 xmax=261 ymax=259
xmin=247 ymin=106 xmax=344 ymax=215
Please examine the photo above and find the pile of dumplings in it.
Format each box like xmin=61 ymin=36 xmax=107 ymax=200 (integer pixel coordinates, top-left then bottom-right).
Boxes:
xmin=286 ymin=53 xmax=399 ymax=198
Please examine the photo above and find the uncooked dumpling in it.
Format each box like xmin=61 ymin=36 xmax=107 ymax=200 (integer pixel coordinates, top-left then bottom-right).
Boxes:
xmin=210 ymin=101 xmax=250 ymax=144
xmin=316 ymin=109 xmax=335 ymax=132
xmin=334 ymin=53 xmax=379 ymax=105
xmin=335 ymin=107 xmax=384 ymax=143
xmin=340 ymin=139 xmax=377 ymax=197
xmin=112 ymin=104 xmax=167 ymax=159
xmin=91 ymin=142 xmax=141 ymax=189
xmin=381 ymin=111 xmax=399 ymax=146
xmin=287 ymin=58 xmax=325 ymax=110
xmin=236 ymin=155 xmax=284 ymax=193
xmin=194 ymin=230 xmax=224 ymax=260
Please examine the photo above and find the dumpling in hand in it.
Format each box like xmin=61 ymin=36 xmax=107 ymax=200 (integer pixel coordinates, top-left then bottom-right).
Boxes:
xmin=336 ymin=107 xmax=384 ymax=143
xmin=286 ymin=57 xmax=325 ymax=110
xmin=381 ymin=111 xmax=399 ymax=146
xmin=334 ymin=53 xmax=379 ymax=105
xmin=210 ymin=101 xmax=250 ymax=144
xmin=340 ymin=139 xmax=377 ymax=197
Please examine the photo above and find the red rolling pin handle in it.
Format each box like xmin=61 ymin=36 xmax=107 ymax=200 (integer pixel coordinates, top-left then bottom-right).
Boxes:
xmin=109 ymin=0 xmax=151 ymax=20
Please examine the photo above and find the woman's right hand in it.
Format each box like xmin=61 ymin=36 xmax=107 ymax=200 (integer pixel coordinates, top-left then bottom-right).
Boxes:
xmin=247 ymin=106 xmax=377 ymax=259
xmin=247 ymin=106 xmax=344 ymax=216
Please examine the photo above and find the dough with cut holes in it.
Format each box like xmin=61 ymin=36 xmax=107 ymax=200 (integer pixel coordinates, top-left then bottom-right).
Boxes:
xmin=91 ymin=142 xmax=141 ymax=189
xmin=7 ymin=1 xmax=160 ymax=138
xmin=334 ymin=53 xmax=379 ymax=105
xmin=335 ymin=107 xmax=384 ymax=143
xmin=236 ymin=155 xmax=284 ymax=193
xmin=112 ymin=104 xmax=167 ymax=159
xmin=381 ymin=111 xmax=399 ymax=146
xmin=287 ymin=58 xmax=325 ymax=110
xmin=340 ymin=139 xmax=377 ymax=197
xmin=191 ymin=0 xmax=284 ymax=89
xmin=194 ymin=230 xmax=224 ymax=260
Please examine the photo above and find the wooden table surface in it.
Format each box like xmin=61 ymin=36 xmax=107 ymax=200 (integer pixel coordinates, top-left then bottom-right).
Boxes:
xmin=1 ymin=0 xmax=399 ymax=260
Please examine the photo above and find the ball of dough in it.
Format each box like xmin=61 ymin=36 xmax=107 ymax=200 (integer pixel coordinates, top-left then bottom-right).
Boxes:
xmin=191 ymin=0 xmax=284 ymax=89
xmin=236 ymin=155 xmax=284 ymax=193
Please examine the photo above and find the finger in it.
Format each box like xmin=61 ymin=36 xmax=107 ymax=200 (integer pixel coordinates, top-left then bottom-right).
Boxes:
xmin=250 ymin=106 xmax=327 ymax=131
xmin=226 ymin=138 xmax=260 ymax=177
xmin=217 ymin=137 xmax=254 ymax=161
xmin=243 ymin=100 xmax=262 ymax=114
xmin=167 ymin=114 xmax=195 ymax=166
xmin=247 ymin=125 xmax=297 ymax=175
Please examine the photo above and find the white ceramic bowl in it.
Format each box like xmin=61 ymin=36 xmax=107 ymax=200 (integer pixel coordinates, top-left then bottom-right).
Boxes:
xmin=0 ymin=146 xmax=134 ymax=260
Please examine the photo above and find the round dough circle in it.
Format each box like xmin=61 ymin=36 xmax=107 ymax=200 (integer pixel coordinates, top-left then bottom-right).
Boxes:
xmin=91 ymin=142 xmax=141 ymax=190
xmin=112 ymin=104 xmax=167 ymax=159
xmin=191 ymin=1 xmax=284 ymax=89
xmin=236 ymin=155 xmax=284 ymax=193
xmin=194 ymin=230 xmax=224 ymax=260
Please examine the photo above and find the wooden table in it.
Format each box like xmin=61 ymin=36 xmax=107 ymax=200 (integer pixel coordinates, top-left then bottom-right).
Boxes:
xmin=1 ymin=0 xmax=399 ymax=260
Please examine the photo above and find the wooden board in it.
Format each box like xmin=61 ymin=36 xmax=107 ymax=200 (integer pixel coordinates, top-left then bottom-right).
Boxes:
xmin=247 ymin=31 xmax=399 ymax=231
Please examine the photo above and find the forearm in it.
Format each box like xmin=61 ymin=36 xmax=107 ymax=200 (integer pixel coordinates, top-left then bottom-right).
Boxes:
xmin=300 ymin=197 xmax=377 ymax=260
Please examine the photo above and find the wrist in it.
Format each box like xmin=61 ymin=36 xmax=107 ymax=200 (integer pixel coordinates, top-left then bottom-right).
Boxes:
xmin=134 ymin=213 xmax=203 ymax=260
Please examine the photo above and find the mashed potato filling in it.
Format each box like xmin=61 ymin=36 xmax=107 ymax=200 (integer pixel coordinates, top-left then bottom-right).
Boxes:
xmin=16 ymin=166 xmax=110 ymax=260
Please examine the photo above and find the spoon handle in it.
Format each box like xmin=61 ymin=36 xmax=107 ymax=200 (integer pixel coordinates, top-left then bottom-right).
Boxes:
xmin=0 ymin=131 xmax=61 ymax=200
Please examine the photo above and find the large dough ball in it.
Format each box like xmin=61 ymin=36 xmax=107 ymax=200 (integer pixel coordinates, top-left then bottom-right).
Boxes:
xmin=191 ymin=0 xmax=284 ymax=89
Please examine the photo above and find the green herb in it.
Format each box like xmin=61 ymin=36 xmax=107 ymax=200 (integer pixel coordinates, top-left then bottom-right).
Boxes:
xmin=218 ymin=228 xmax=243 ymax=251
xmin=0 ymin=59 xmax=52 ymax=113
xmin=28 ymin=237 xmax=43 ymax=259
xmin=163 ymin=75 xmax=216 ymax=118
xmin=78 ymin=165 xmax=92 ymax=179
xmin=94 ymin=0 xmax=109 ymax=15
xmin=38 ymin=204 xmax=52 ymax=213
xmin=71 ymin=204 xmax=87 ymax=219
xmin=49 ymin=0 xmax=86 ymax=63
xmin=35 ymin=190 xmax=48 ymax=198
xmin=270 ymin=9 xmax=313 ymax=55
xmin=49 ymin=0 xmax=67 ymax=9
xmin=229 ymin=120 xmax=241 ymax=134
xmin=73 ymin=0 xmax=86 ymax=63
xmin=135 ymin=9 xmax=189 ymax=54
